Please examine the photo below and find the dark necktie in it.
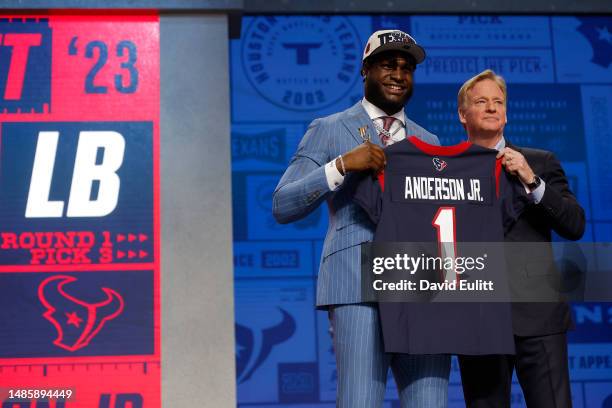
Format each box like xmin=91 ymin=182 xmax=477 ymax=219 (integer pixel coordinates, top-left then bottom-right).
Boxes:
xmin=378 ymin=116 xmax=396 ymax=146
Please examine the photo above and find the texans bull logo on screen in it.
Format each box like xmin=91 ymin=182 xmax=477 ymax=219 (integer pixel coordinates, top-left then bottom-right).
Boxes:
xmin=235 ymin=308 xmax=296 ymax=383
xmin=38 ymin=275 xmax=124 ymax=351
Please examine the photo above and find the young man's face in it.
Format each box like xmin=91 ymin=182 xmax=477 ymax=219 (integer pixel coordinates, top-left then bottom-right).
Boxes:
xmin=363 ymin=51 xmax=415 ymax=115
xmin=459 ymin=78 xmax=507 ymax=138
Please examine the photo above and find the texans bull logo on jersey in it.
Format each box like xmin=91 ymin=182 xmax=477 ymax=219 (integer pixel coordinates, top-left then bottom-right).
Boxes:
xmin=38 ymin=275 xmax=124 ymax=352
xmin=235 ymin=308 xmax=296 ymax=384
xmin=432 ymin=157 xmax=448 ymax=172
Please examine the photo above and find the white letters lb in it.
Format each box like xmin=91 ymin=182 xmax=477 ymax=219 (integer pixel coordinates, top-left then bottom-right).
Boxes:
xmin=26 ymin=130 xmax=125 ymax=218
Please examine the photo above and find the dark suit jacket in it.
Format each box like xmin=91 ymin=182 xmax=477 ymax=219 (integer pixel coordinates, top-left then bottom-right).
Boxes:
xmin=505 ymin=142 xmax=585 ymax=337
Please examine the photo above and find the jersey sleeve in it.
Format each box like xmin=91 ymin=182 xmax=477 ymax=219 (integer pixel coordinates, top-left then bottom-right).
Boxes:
xmin=499 ymin=168 xmax=533 ymax=233
xmin=351 ymin=171 xmax=383 ymax=225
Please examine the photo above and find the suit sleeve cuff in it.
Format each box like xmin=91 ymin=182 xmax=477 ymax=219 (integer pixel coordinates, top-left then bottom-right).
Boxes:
xmin=520 ymin=178 xmax=545 ymax=204
xmin=531 ymin=180 xmax=546 ymax=204
xmin=325 ymin=159 xmax=345 ymax=191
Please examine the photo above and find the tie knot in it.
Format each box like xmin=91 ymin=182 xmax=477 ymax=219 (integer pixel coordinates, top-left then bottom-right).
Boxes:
xmin=381 ymin=116 xmax=396 ymax=131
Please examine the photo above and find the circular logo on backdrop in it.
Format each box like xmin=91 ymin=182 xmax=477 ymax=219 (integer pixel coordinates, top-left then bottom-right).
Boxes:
xmin=241 ymin=16 xmax=362 ymax=112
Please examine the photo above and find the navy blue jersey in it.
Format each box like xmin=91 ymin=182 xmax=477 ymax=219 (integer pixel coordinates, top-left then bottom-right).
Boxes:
xmin=354 ymin=136 xmax=529 ymax=355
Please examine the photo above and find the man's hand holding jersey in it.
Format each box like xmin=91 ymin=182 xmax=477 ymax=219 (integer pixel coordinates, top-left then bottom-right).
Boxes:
xmin=497 ymin=147 xmax=537 ymax=186
xmin=336 ymin=141 xmax=386 ymax=176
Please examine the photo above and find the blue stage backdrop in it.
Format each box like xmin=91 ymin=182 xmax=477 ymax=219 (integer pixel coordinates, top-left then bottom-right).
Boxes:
xmin=231 ymin=15 xmax=612 ymax=407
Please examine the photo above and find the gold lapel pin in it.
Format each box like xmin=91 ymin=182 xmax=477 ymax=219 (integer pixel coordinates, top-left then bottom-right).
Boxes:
xmin=358 ymin=126 xmax=370 ymax=143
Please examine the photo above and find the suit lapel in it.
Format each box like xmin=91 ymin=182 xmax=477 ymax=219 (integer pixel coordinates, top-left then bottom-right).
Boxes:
xmin=341 ymin=102 xmax=381 ymax=146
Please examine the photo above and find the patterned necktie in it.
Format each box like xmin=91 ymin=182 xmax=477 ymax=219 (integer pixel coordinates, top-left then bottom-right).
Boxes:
xmin=378 ymin=116 xmax=396 ymax=146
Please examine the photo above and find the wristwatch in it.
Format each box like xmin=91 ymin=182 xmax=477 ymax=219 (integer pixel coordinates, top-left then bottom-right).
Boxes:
xmin=527 ymin=175 xmax=541 ymax=191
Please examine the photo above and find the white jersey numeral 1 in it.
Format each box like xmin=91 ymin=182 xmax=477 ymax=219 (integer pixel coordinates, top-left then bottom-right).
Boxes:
xmin=432 ymin=207 xmax=458 ymax=282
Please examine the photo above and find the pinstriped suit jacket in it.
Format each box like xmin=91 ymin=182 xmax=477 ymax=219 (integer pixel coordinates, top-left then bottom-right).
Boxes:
xmin=273 ymin=102 xmax=439 ymax=307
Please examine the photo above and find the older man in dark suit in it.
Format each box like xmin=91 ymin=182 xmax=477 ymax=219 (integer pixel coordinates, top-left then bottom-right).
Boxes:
xmin=456 ymin=69 xmax=585 ymax=408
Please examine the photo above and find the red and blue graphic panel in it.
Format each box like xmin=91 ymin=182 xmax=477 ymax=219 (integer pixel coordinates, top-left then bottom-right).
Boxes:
xmin=0 ymin=13 xmax=159 ymax=408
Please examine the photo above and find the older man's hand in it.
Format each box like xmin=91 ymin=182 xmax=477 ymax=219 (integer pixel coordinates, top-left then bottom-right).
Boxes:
xmin=497 ymin=147 xmax=536 ymax=185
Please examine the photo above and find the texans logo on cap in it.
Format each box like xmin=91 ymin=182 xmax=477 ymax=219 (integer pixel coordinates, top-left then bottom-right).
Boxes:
xmin=362 ymin=29 xmax=426 ymax=64
xmin=432 ymin=157 xmax=447 ymax=172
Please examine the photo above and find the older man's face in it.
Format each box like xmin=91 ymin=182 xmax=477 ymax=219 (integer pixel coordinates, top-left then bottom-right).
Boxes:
xmin=363 ymin=51 xmax=415 ymax=115
xmin=459 ymin=79 xmax=507 ymax=137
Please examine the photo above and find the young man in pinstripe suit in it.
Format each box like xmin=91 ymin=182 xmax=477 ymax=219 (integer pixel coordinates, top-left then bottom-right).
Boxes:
xmin=273 ymin=30 xmax=450 ymax=408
